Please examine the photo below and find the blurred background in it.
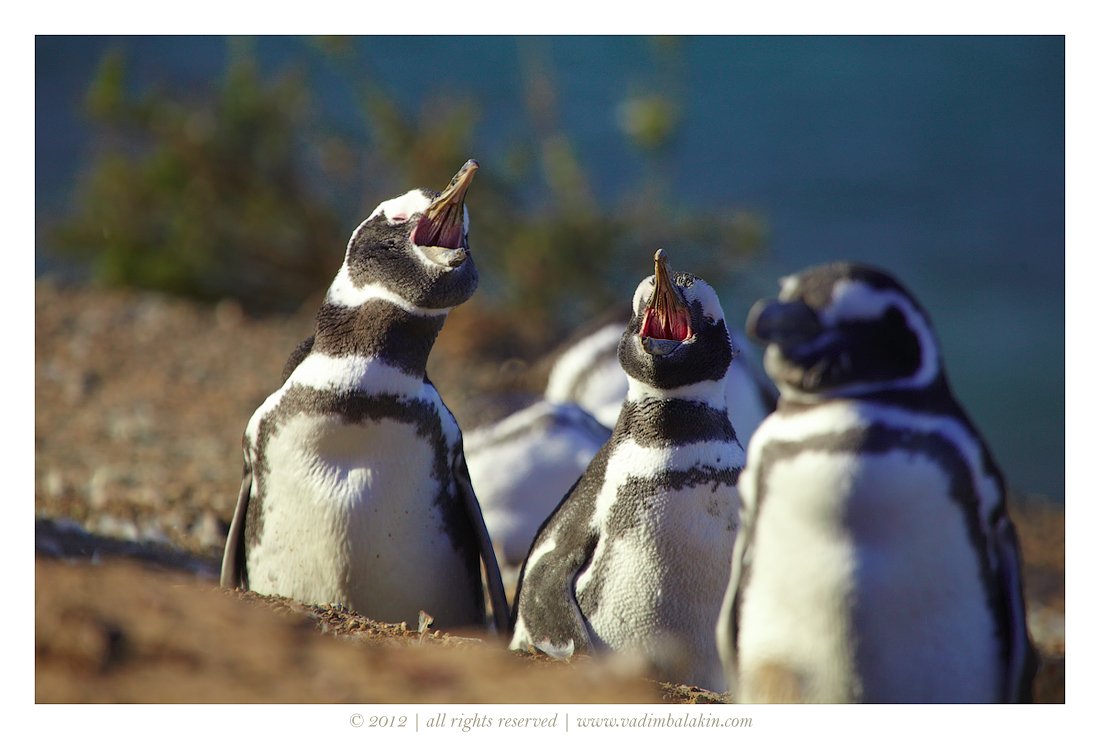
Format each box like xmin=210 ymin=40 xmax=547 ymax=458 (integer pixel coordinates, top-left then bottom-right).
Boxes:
xmin=35 ymin=35 xmax=1064 ymax=502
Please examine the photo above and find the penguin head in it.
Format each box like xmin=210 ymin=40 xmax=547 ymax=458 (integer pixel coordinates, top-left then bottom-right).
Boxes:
xmin=618 ymin=249 xmax=733 ymax=392
xmin=337 ymin=159 xmax=480 ymax=311
xmin=747 ymin=262 xmax=943 ymax=399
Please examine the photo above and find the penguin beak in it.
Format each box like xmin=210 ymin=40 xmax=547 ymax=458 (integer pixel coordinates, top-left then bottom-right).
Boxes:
xmin=640 ymin=249 xmax=693 ymax=355
xmin=412 ymin=159 xmax=478 ymax=250
xmin=747 ymin=298 xmax=823 ymax=351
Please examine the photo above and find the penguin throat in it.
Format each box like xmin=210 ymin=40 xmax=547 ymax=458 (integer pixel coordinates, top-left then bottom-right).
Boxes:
xmin=640 ymin=306 xmax=692 ymax=342
xmin=313 ymin=301 xmax=446 ymax=376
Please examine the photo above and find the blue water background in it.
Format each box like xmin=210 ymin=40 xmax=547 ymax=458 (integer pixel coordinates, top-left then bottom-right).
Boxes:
xmin=34 ymin=36 xmax=1065 ymax=500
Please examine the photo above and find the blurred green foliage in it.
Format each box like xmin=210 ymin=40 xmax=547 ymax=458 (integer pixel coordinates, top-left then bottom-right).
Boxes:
xmin=51 ymin=38 xmax=767 ymax=350
xmin=55 ymin=41 xmax=346 ymax=311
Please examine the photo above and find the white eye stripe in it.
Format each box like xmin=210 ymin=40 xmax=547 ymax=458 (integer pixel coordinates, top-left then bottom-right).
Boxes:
xmin=824 ymin=279 xmax=913 ymax=324
xmin=367 ymin=189 xmax=433 ymax=225
xmin=364 ymin=191 xmax=472 ymax=236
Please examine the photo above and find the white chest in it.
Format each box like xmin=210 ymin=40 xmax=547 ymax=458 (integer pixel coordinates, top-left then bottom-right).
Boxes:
xmin=736 ymin=413 xmax=1000 ymax=702
xmin=245 ymin=409 xmax=479 ymax=626
xmin=576 ymin=441 xmax=741 ymax=691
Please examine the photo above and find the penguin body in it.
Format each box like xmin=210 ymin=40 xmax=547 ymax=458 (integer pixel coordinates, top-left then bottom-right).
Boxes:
xmin=465 ymin=400 xmax=610 ymax=577
xmin=511 ymin=252 xmax=744 ymax=692
xmin=717 ymin=262 xmax=1035 ymax=703
xmin=221 ymin=161 xmax=509 ymax=632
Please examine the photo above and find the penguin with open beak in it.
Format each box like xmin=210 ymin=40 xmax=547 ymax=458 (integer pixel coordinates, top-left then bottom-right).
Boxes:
xmin=509 ymin=250 xmax=744 ymax=691
xmin=222 ymin=160 xmax=510 ymax=634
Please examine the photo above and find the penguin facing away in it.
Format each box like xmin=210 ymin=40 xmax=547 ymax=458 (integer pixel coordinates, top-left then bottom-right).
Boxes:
xmin=464 ymin=399 xmax=610 ymax=581
xmin=717 ymin=261 xmax=1036 ymax=703
xmin=221 ymin=160 xmax=509 ymax=633
xmin=510 ymin=250 xmax=744 ymax=692
xmin=544 ymin=319 xmax=631 ymax=429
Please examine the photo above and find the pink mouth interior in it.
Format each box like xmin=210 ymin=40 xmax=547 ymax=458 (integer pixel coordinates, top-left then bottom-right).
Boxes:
xmin=412 ymin=209 xmax=463 ymax=249
xmin=641 ymin=307 xmax=692 ymax=342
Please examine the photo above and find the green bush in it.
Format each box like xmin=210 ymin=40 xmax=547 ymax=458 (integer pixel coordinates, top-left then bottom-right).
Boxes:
xmin=53 ymin=43 xmax=345 ymax=312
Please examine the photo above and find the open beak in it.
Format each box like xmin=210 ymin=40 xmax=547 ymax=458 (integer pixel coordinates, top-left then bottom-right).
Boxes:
xmin=412 ymin=159 xmax=479 ymax=250
xmin=640 ymin=249 xmax=692 ymax=355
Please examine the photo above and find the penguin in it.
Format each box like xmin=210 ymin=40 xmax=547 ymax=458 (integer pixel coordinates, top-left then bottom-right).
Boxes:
xmin=545 ymin=310 xmax=777 ymax=442
xmin=716 ymin=261 xmax=1036 ymax=703
xmin=464 ymin=399 xmax=610 ymax=584
xmin=544 ymin=317 xmax=630 ymax=429
xmin=510 ymin=249 xmax=744 ymax=692
xmin=221 ymin=160 xmax=510 ymax=634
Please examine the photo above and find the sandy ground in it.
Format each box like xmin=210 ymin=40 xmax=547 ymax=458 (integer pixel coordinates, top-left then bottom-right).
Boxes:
xmin=34 ymin=279 xmax=1065 ymax=704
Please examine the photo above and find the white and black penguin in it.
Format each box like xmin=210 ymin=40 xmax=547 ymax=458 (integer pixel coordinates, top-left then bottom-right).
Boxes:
xmin=221 ymin=160 xmax=509 ymax=633
xmin=510 ymin=250 xmax=744 ymax=692
xmin=716 ymin=261 xmax=1036 ymax=703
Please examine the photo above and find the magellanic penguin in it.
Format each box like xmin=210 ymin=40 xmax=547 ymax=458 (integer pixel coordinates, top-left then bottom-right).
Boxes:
xmin=510 ymin=250 xmax=744 ymax=692
xmin=221 ymin=160 xmax=510 ymax=634
xmin=717 ymin=262 xmax=1037 ymax=703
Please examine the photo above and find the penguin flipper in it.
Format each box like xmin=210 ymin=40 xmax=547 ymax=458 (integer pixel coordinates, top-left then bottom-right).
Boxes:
xmin=509 ymin=473 xmax=601 ymax=657
xmin=511 ymin=530 xmax=598 ymax=657
xmin=454 ymin=448 xmax=511 ymax=636
xmin=994 ymin=514 xmax=1038 ymax=702
xmin=220 ymin=459 xmax=252 ymax=590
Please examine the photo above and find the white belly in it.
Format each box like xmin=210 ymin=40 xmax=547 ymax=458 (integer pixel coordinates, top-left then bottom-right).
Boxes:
xmin=577 ymin=479 xmax=738 ymax=692
xmin=246 ymin=413 xmax=480 ymax=626
xmin=737 ymin=443 xmax=1000 ymax=703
